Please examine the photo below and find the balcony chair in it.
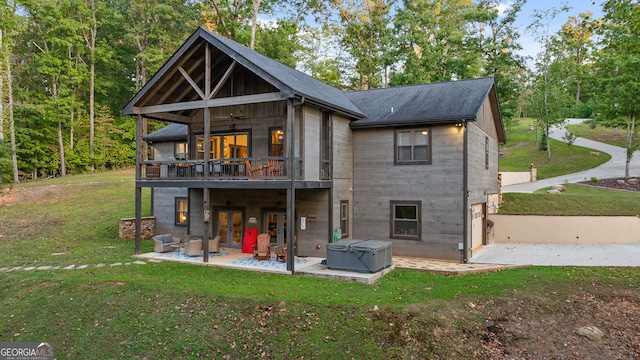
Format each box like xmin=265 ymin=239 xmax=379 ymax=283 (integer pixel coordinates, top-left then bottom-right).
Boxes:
xmin=267 ymin=159 xmax=283 ymax=176
xmin=245 ymin=160 xmax=264 ymax=177
xmin=253 ymin=233 xmax=271 ymax=260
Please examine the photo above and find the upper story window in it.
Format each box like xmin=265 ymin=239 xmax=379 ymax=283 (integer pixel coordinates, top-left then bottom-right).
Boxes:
xmin=196 ymin=132 xmax=249 ymax=160
xmin=485 ymin=136 xmax=489 ymax=170
xmin=269 ymin=128 xmax=284 ymax=157
xmin=395 ymin=129 xmax=431 ymax=165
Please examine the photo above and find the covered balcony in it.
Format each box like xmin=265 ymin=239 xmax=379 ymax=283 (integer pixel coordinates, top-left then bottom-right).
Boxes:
xmin=139 ymin=157 xmax=303 ymax=181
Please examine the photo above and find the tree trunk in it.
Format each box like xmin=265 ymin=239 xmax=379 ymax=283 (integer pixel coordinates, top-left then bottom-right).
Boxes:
xmin=88 ymin=0 xmax=96 ymax=172
xmin=52 ymin=81 xmax=66 ymax=177
xmin=625 ymin=113 xmax=636 ymax=179
xmin=250 ymin=0 xmax=261 ymax=50
xmin=7 ymin=55 xmax=18 ymax=184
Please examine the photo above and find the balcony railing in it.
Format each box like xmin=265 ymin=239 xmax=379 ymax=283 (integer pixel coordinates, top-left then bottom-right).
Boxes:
xmin=139 ymin=157 xmax=301 ymax=181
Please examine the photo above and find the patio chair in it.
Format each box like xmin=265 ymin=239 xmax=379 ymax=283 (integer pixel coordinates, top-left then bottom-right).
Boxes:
xmin=208 ymin=235 xmax=221 ymax=253
xmin=184 ymin=239 xmax=202 ymax=257
xmin=275 ymin=245 xmax=286 ymax=263
xmin=153 ymin=234 xmax=180 ymax=253
xmin=253 ymin=233 xmax=271 ymax=260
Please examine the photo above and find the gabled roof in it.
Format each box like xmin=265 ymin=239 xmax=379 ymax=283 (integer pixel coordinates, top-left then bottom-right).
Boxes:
xmin=346 ymin=77 xmax=499 ymax=128
xmin=122 ymin=27 xmax=364 ymax=119
xmin=143 ymin=123 xmax=187 ymax=142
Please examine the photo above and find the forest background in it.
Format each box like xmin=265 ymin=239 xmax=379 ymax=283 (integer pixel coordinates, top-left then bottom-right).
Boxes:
xmin=0 ymin=0 xmax=637 ymax=183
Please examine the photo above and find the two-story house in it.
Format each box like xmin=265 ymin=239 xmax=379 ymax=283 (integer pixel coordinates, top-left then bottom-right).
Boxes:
xmin=123 ymin=27 xmax=505 ymax=270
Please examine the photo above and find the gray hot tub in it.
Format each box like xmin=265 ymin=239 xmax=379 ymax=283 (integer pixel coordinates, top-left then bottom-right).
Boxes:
xmin=326 ymin=240 xmax=392 ymax=273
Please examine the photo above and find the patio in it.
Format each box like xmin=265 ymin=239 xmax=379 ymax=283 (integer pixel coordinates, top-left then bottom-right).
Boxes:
xmin=135 ymin=247 xmax=395 ymax=284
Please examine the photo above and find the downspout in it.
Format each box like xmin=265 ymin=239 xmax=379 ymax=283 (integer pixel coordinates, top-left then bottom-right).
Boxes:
xmin=462 ymin=119 xmax=469 ymax=263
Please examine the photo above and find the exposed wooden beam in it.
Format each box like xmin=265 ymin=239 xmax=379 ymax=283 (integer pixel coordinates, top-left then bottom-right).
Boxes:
xmin=143 ymin=112 xmax=192 ymax=123
xmin=139 ymin=42 xmax=204 ymax=107
xmin=209 ymin=61 xmax=237 ymax=100
xmin=155 ymin=56 xmax=204 ymax=104
xmin=178 ymin=66 xmax=205 ymax=100
xmin=133 ymin=92 xmax=287 ymax=115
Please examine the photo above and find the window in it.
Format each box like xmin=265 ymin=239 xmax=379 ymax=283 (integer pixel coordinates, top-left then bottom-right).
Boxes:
xmin=175 ymin=198 xmax=188 ymax=226
xmin=196 ymin=132 xmax=248 ymax=160
xmin=320 ymin=111 xmax=331 ymax=179
xmin=485 ymin=136 xmax=489 ymax=170
xmin=340 ymin=200 xmax=349 ymax=238
xmin=269 ymin=128 xmax=284 ymax=156
xmin=395 ymin=129 xmax=431 ymax=164
xmin=175 ymin=142 xmax=188 ymax=160
xmin=390 ymin=201 xmax=421 ymax=240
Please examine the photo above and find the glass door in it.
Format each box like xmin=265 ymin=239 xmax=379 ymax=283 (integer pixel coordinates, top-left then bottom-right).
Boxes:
xmin=266 ymin=212 xmax=287 ymax=247
xmin=217 ymin=210 xmax=243 ymax=248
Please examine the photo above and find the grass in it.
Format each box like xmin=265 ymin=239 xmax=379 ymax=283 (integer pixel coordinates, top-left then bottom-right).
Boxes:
xmin=499 ymin=183 xmax=640 ymax=215
xmin=2 ymin=172 xmax=640 ymax=358
xmin=566 ymin=122 xmax=639 ymax=148
xmin=500 ymin=119 xmax=611 ymax=179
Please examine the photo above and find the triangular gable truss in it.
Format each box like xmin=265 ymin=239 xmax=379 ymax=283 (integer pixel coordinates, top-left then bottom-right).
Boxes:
xmin=123 ymin=28 xmax=292 ymax=123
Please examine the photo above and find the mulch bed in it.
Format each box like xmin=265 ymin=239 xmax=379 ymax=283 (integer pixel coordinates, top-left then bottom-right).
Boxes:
xmin=578 ymin=177 xmax=640 ymax=192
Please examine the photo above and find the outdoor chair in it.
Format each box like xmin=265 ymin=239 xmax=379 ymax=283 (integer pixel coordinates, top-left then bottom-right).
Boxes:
xmin=184 ymin=239 xmax=202 ymax=257
xmin=253 ymin=233 xmax=271 ymax=260
xmin=275 ymin=245 xmax=286 ymax=263
xmin=208 ymin=235 xmax=221 ymax=253
xmin=245 ymin=160 xmax=264 ymax=177
xmin=153 ymin=234 xmax=180 ymax=253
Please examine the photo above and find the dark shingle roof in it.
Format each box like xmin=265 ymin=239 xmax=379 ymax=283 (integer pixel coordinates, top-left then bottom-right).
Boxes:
xmin=346 ymin=78 xmax=497 ymax=128
xmin=143 ymin=123 xmax=187 ymax=141
xmin=205 ymin=29 xmax=364 ymax=118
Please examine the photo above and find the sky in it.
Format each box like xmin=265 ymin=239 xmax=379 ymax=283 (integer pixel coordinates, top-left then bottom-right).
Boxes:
xmin=510 ymin=0 xmax=604 ymax=67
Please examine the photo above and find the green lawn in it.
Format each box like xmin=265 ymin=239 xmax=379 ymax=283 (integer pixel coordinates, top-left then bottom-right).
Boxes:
xmin=500 ymin=119 xmax=611 ymax=179
xmin=2 ymin=172 xmax=640 ymax=358
xmin=500 ymin=183 xmax=640 ymax=215
xmin=566 ymin=122 xmax=639 ymax=148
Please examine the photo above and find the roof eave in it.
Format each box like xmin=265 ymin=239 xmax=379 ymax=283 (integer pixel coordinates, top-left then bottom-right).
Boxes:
xmin=350 ymin=116 xmax=477 ymax=129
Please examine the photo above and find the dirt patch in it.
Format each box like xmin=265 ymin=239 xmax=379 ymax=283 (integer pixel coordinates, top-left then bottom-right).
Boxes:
xmin=578 ymin=177 xmax=640 ymax=192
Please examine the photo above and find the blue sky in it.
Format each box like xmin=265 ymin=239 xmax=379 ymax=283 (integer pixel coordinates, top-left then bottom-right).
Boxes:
xmin=511 ymin=0 xmax=604 ymax=66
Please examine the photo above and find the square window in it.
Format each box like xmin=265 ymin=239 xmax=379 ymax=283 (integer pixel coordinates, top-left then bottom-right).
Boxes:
xmin=395 ymin=129 xmax=431 ymax=164
xmin=390 ymin=201 xmax=421 ymax=240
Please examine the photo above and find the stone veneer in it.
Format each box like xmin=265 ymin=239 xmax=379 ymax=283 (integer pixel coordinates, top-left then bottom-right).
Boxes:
xmin=119 ymin=216 xmax=156 ymax=239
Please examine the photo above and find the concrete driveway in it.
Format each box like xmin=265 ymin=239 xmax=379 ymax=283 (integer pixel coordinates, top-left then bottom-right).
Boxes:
xmin=471 ymin=243 xmax=640 ymax=267
xmin=503 ymin=118 xmax=640 ymax=193
xmin=476 ymin=119 xmax=640 ymax=267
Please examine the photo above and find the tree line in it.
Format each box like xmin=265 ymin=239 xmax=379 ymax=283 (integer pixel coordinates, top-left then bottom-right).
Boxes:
xmin=0 ymin=0 xmax=637 ymax=183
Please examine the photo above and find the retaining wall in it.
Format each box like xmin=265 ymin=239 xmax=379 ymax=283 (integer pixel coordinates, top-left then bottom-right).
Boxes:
xmin=119 ymin=216 xmax=156 ymax=239
xmin=487 ymin=215 xmax=640 ymax=244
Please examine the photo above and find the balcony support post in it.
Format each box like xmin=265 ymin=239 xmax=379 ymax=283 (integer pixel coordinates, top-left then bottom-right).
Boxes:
xmin=286 ymin=99 xmax=296 ymax=273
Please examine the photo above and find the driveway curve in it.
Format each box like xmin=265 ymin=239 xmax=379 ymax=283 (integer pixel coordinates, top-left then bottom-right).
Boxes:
xmin=503 ymin=118 xmax=640 ymax=193
xmin=473 ymin=119 xmax=640 ymax=267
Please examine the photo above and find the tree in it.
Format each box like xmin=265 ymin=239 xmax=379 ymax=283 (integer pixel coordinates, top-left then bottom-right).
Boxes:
xmin=331 ymin=0 xmax=393 ymax=89
xmin=476 ymin=0 xmax=527 ymax=138
xmin=391 ymin=0 xmax=483 ymax=85
xmin=555 ymin=12 xmax=599 ymax=105
xmin=526 ymin=5 xmax=574 ymax=160
xmin=592 ymin=0 xmax=639 ymax=179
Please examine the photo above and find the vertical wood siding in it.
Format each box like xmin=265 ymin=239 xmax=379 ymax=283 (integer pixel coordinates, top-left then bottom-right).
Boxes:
xmin=352 ymin=125 xmax=465 ymax=260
